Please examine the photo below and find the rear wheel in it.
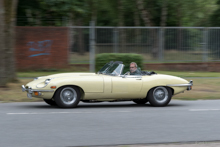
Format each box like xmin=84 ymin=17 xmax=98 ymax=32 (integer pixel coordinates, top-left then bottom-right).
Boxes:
xmin=43 ymin=99 xmax=57 ymax=106
xmin=54 ymin=86 xmax=81 ymax=108
xmin=133 ymin=98 xmax=148 ymax=104
xmin=147 ymin=86 xmax=172 ymax=107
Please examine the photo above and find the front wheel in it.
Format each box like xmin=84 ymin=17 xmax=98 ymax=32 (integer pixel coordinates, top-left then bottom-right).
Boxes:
xmin=54 ymin=86 xmax=81 ymax=108
xmin=147 ymin=86 xmax=172 ymax=107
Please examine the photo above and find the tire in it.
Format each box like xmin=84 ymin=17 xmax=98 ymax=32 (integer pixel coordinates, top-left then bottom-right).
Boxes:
xmin=54 ymin=86 xmax=81 ymax=108
xmin=133 ymin=98 xmax=148 ymax=104
xmin=147 ymin=86 xmax=172 ymax=107
xmin=81 ymin=100 xmax=102 ymax=103
xmin=43 ymin=99 xmax=57 ymax=106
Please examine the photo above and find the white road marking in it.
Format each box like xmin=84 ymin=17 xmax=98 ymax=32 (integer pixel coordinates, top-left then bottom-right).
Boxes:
xmin=189 ymin=109 xmax=220 ymax=111
xmin=6 ymin=111 xmax=131 ymax=115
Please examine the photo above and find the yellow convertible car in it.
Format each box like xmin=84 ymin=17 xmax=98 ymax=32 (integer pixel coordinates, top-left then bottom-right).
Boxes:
xmin=22 ymin=61 xmax=193 ymax=108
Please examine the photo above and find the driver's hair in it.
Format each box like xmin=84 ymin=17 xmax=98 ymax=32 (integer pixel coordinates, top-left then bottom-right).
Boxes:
xmin=130 ymin=62 xmax=137 ymax=67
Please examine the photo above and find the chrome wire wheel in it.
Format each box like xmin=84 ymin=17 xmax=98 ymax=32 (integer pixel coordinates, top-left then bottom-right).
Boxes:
xmin=60 ymin=87 xmax=77 ymax=105
xmin=153 ymin=87 xmax=169 ymax=104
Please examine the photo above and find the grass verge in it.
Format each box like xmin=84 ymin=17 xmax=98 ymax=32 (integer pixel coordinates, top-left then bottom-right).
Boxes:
xmin=156 ymin=71 xmax=220 ymax=77
xmin=173 ymin=78 xmax=220 ymax=100
xmin=0 ymin=79 xmax=42 ymax=103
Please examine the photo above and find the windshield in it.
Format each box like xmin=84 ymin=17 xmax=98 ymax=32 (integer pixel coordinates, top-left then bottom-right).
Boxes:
xmin=98 ymin=61 xmax=113 ymax=74
xmin=98 ymin=62 xmax=123 ymax=76
xmin=105 ymin=63 xmax=120 ymax=75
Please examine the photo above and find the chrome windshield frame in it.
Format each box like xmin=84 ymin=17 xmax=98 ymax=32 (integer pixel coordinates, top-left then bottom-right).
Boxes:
xmin=105 ymin=63 xmax=124 ymax=76
xmin=98 ymin=61 xmax=125 ymax=76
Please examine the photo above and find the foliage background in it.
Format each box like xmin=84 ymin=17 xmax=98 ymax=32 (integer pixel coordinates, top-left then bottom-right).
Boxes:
xmin=16 ymin=0 xmax=218 ymax=27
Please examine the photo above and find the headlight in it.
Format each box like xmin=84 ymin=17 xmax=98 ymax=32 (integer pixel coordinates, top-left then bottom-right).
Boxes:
xmin=36 ymin=78 xmax=52 ymax=88
xmin=34 ymin=77 xmax=39 ymax=80
xmin=34 ymin=76 xmax=44 ymax=80
xmin=45 ymin=79 xmax=51 ymax=85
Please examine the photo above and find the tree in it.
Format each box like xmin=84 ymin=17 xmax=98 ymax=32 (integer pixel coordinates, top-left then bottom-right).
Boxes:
xmin=0 ymin=0 xmax=18 ymax=87
xmin=0 ymin=0 xmax=6 ymax=87
xmin=16 ymin=0 xmax=40 ymax=26
xmin=210 ymin=0 xmax=220 ymax=26
xmin=39 ymin=0 xmax=88 ymax=55
xmin=136 ymin=0 xmax=153 ymax=26
xmin=118 ymin=0 xmax=126 ymax=53
xmin=13 ymin=0 xmax=219 ymax=59
xmin=160 ymin=0 xmax=167 ymax=27
xmin=136 ymin=0 xmax=159 ymax=58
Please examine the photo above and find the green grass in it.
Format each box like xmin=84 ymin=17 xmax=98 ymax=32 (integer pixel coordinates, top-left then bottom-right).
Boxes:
xmin=0 ymin=79 xmax=42 ymax=103
xmin=69 ymin=52 xmax=90 ymax=64
xmin=155 ymin=71 xmax=220 ymax=77
xmin=173 ymin=78 xmax=220 ymax=100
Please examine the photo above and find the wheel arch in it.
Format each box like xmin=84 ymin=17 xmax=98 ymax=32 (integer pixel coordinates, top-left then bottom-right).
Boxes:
xmin=52 ymin=85 xmax=85 ymax=100
xmin=146 ymin=86 xmax=174 ymax=98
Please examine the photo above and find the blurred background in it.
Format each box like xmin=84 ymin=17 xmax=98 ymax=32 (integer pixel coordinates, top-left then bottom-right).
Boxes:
xmin=1 ymin=0 xmax=220 ymax=101
xmin=15 ymin=0 xmax=220 ymax=64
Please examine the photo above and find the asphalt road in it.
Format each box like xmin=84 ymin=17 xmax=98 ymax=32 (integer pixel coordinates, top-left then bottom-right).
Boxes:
xmin=1 ymin=100 xmax=220 ymax=147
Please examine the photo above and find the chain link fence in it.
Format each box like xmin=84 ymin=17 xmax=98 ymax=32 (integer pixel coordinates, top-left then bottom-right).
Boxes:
xmin=69 ymin=26 xmax=220 ymax=65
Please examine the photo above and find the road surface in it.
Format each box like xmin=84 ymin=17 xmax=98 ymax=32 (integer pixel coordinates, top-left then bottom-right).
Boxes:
xmin=0 ymin=100 xmax=220 ymax=147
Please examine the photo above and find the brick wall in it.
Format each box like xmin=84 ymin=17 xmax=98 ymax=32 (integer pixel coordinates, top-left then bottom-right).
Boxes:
xmin=15 ymin=26 xmax=69 ymax=70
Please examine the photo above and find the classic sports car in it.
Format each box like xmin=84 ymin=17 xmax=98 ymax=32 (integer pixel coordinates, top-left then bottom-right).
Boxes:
xmin=22 ymin=61 xmax=193 ymax=108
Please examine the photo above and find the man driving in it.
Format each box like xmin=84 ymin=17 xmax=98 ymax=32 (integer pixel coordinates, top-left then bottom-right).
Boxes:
xmin=129 ymin=62 xmax=140 ymax=75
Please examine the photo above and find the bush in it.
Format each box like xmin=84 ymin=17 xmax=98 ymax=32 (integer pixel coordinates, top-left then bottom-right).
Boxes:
xmin=95 ymin=53 xmax=143 ymax=73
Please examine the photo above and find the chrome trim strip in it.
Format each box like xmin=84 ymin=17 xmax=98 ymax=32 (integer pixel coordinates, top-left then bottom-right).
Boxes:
xmin=119 ymin=64 xmax=124 ymax=76
xmin=166 ymin=83 xmax=192 ymax=87
xmin=21 ymin=85 xmax=26 ymax=92
xmin=125 ymin=75 xmax=142 ymax=78
xmin=21 ymin=85 xmax=54 ymax=92
xmin=167 ymin=80 xmax=193 ymax=87
xmin=22 ymin=85 xmax=55 ymax=99
xmin=32 ymin=90 xmax=54 ymax=92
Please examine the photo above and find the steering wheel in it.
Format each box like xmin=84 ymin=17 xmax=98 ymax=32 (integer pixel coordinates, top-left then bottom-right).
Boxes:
xmin=124 ymin=71 xmax=130 ymax=75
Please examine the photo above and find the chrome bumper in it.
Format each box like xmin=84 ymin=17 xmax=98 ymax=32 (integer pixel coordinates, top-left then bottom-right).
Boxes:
xmin=167 ymin=80 xmax=193 ymax=91
xmin=21 ymin=85 xmax=54 ymax=99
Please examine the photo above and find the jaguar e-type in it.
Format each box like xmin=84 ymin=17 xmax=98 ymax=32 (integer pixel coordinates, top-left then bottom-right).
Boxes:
xmin=22 ymin=61 xmax=193 ymax=108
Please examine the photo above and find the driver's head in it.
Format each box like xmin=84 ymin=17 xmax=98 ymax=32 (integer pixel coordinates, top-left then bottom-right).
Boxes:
xmin=130 ymin=62 xmax=137 ymax=73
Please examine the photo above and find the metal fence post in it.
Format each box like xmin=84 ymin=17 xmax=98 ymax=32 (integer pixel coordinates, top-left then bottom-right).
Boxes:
xmin=113 ymin=27 xmax=118 ymax=53
xmin=89 ymin=21 xmax=96 ymax=72
xmin=203 ymin=28 xmax=208 ymax=62
xmin=159 ymin=27 xmax=164 ymax=61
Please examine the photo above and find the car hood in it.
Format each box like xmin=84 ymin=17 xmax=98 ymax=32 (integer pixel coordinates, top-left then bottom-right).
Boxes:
xmin=155 ymin=74 xmax=189 ymax=84
xmin=36 ymin=72 xmax=97 ymax=80
xmin=26 ymin=72 xmax=98 ymax=89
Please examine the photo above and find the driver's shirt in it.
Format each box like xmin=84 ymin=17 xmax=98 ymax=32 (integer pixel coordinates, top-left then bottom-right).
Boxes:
xmin=130 ymin=70 xmax=141 ymax=75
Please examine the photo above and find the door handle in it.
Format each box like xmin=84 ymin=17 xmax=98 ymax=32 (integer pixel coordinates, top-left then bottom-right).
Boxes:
xmin=136 ymin=78 xmax=142 ymax=80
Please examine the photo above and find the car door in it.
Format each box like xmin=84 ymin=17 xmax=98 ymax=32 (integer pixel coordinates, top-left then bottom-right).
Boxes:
xmin=111 ymin=75 xmax=143 ymax=94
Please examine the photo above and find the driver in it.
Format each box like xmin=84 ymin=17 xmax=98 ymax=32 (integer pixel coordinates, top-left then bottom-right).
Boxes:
xmin=129 ymin=62 xmax=140 ymax=75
